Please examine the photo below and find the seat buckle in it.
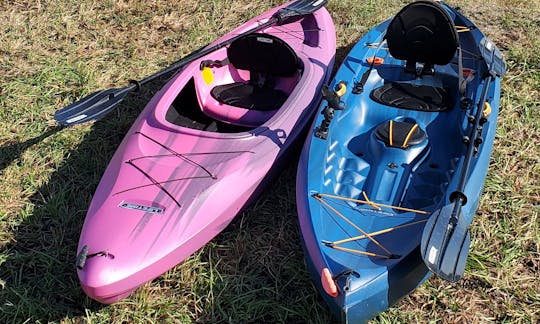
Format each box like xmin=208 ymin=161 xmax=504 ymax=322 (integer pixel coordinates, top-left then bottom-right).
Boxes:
xmin=405 ymin=62 xmax=434 ymax=76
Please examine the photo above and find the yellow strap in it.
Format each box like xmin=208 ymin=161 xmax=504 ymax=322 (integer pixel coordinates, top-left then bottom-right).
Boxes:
xmin=456 ymin=26 xmax=473 ymax=33
xmin=330 ymin=219 xmax=428 ymax=246
xmin=314 ymin=195 xmax=394 ymax=256
xmin=317 ymin=192 xmax=429 ymax=215
xmin=362 ymin=191 xmax=382 ymax=211
xmin=402 ymin=124 xmax=419 ymax=148
xmin=201 ymin=67 xmax=214 ymax=85
xmin=389 ymin=120 xmax=394 ymax=147
xmin=327 ymin=245 xmax=391 ymax=259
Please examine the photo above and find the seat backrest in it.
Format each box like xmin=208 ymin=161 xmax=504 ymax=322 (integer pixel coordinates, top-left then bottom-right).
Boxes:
xmin=226 ymin=33 xmax=299 ymax=77
xmin=386 ymin=1 xmax=458 ymax=66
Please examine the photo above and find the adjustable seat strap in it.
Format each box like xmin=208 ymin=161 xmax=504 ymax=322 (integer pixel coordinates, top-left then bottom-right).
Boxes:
xmin=389 ymin=120 xmax=394 ymax=147
xmin=199 ymin=58 xmax=230 ymax=69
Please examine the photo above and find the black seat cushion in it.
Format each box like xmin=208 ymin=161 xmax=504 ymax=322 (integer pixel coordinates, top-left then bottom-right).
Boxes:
xmin=210 ymin=33 xmax=299 ymax=112
xmin=227 ymin=33 xmax=299 ymax=77
xmin=386 ymin=0 xmax=458 ymax=66
xmin=375 ymin=120 xmax=426 ymax=149
xmin=370 ymin=82 xmax=452 ymax=112
xmin=211 ymin=83 xmax=287 ymax=111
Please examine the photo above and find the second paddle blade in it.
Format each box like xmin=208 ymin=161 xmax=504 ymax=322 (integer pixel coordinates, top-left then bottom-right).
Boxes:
xmin=275 ymin=0 xmax=328 ymax=22
xmin=421 ymin=202 xmax=471 ymax=282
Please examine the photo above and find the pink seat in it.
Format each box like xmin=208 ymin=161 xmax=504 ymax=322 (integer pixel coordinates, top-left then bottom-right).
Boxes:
xmin=200 ymin=33 xmax=301 ymax=127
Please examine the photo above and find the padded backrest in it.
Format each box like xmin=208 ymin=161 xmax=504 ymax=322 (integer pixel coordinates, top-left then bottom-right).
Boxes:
xmin=386 ymin=1 xmax=459 ymax=66
xmin=227 ymin=33 xmax=299 ymax=77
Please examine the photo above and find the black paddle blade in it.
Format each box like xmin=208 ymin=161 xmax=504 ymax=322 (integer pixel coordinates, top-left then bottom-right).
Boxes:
xmin=479 ymin=37 xmax=507 ymax=77
xmin=421 ymin=202 xmax=471 ymax=282
xmin=275 ymin=0 xmax=328 ymax=22
xmin=54 ymin=86 xmax=133 ymax=126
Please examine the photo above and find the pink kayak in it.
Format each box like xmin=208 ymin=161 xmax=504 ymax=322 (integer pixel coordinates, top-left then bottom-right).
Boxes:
xmin=75 ymin=1 xmax=336 ymax=303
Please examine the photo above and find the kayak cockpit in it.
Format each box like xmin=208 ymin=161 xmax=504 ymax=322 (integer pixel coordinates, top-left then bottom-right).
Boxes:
xmin=165 ymin=32 xmax=303 ymax=131
xmin=165 ymin=78 xmax=252 ymax=133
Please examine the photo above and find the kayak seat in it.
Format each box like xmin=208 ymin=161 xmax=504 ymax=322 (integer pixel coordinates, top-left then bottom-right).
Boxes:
xmin=385 ymin=0 xmax=458 ymax=73
xmin=370 ymin=1 xmax=457 ymax=112
xmin=211 ymin=82 xmax=287 ymax=112
xmin=370 ymin=82 xmax=452 ymax=112
xmin=209 ymin=33 xmax=300 ymax=122
xmin=375 ymin=120 xmax=426 ymax=149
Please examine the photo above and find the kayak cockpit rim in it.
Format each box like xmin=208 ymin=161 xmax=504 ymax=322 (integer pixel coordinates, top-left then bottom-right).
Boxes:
xmin=151 ymin=53 xmax=317 ymax=139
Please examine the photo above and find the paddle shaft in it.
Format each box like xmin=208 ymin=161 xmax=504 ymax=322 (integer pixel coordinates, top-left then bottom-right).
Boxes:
xmin=136 ymin=18 xmax=281 ymax=88
xmin=452 ymin=37 xmax=504 ymax=198
xmin=451 ymin=35 xmax=504 ymax=199
xmin=54 ymin=0 xmax=327 ymax=126
xmin=452 ymin=72 xmax=494 ymax=204
xmin=113 ymin=0 xmax=332 ymax=91
xmin=117 ymin=19 xmax=282 ymax=94
xmin=419 ymin=9 xmax=505 ymax=281
xmin=421 ymin=63 xmax=500 ymax=282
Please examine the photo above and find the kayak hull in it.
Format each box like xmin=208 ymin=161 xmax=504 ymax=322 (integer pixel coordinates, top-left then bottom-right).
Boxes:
xmin=297 ymin=2 xmax=502 ymax=322
xmin=77 ymin=2 xmax=336 ymax=303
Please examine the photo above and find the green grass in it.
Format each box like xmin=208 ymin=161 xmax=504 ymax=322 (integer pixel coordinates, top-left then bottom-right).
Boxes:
xmin=1 ymin=0 xmax=539 ymax=323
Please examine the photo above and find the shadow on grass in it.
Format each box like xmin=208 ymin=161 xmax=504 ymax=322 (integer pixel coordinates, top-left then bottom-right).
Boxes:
xmin=0 ymin=44 xmax=354 ymax=323
xmin=0 ymin=81 xmax=154 ymax=321
xmin=0 ymin=126 xmax=63 ymax=173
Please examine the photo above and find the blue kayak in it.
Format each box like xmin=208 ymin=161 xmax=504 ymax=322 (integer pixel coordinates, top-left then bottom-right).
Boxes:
xmin=296 ymin=1 xmax=506 ymax=322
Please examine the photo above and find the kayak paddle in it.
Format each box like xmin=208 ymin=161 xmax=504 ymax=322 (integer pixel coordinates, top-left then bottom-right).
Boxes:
xmin=54 ymin=0 xmax=328 ymax=126
xmin=420 ymin=36 xmax=506 ymax=282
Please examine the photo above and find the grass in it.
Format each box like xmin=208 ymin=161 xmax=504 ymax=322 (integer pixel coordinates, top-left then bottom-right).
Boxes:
xmin=0 ymin=0 xmax=538 ymax=322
